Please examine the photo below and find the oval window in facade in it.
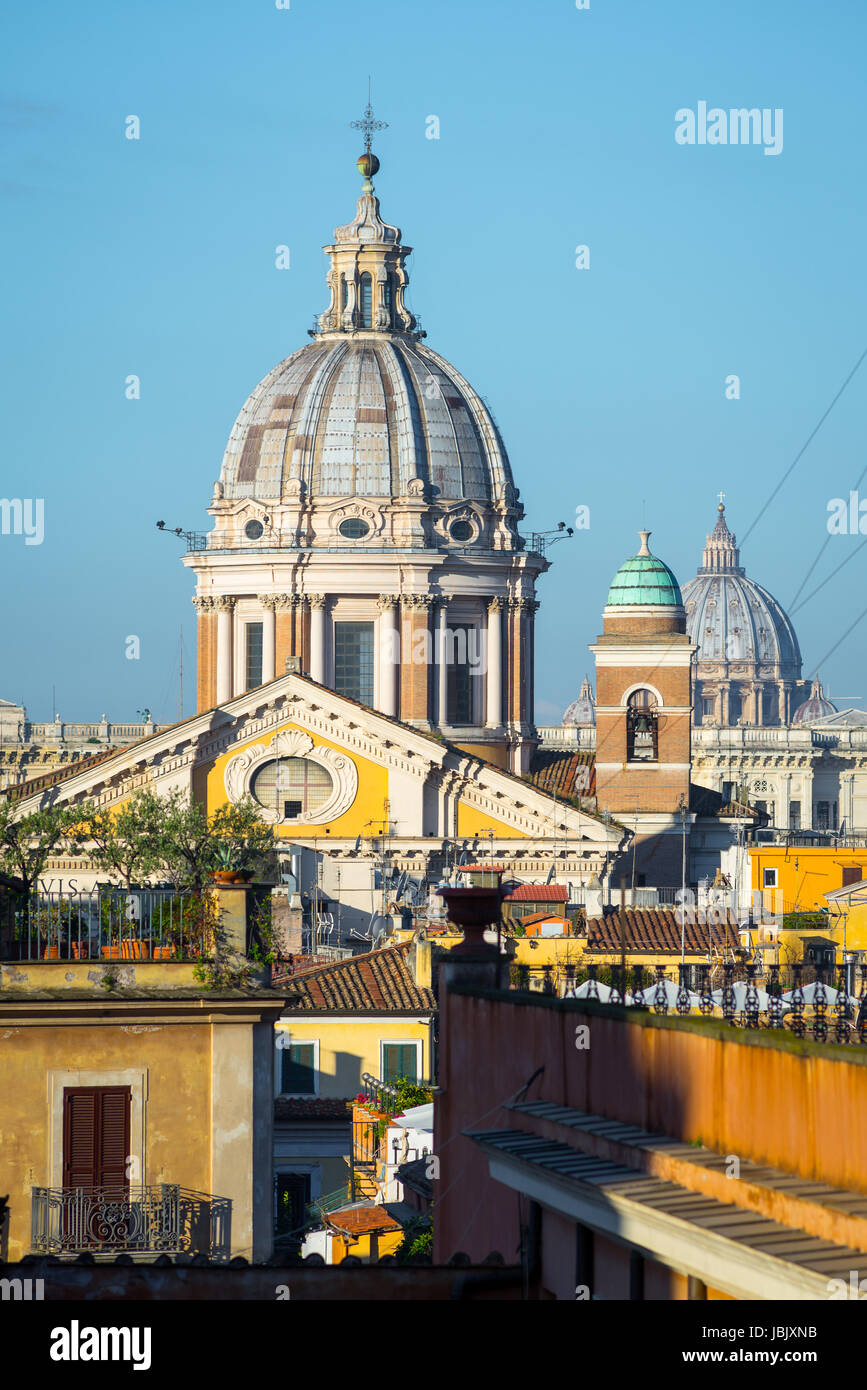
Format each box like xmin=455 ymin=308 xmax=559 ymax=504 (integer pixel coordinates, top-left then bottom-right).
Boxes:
xmin=449 ymin=519 xmax=474 ymax=543
xmin=245 ymin=520 xmax=265 ymax=540
xmin=338 ymin=517 xmax=370 ymax=540
xmin=250 ymin=757 xmax=333 ymax=819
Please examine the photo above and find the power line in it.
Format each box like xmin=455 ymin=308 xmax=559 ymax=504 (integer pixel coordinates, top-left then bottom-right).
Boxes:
xmin=741 ymin=341 xmax=867 ymax=548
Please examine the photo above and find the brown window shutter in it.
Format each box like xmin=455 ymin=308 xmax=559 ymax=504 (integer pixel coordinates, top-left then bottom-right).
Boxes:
xmin=842 ymin=866 xmax=862 ymax=887
xmin=62 ymin=1087 xmax=131 ymax=1192
xmin=98 ymin=1089 xmax=131 ymax=1191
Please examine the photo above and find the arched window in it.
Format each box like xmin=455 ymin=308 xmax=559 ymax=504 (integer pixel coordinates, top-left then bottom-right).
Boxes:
xmin=383 ymin=276 xmax=393 ymax=322
xmin=626 ymin=689 xmax=658 ymax=762
xmin=359 ymin=273 xmax=373 ymax=328
xmin=340 ymin=276 xmax=348 ymax=312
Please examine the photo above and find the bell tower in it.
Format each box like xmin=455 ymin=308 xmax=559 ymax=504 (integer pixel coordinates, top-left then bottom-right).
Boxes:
xmin=589 ymin=531 xmax=696 ymax=882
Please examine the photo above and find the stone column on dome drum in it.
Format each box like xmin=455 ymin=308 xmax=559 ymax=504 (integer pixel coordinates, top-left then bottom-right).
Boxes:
xmin=193 ymin=596 xmax=217 ymax=713
xmin=377 ymin=596 xmax=399 ymax=717
xmin=485 ymin=598 xmax=503 ymax=728
xmin=259 ymin=596 xmax=277 ymax=683
xmin=309 ymin=595 xmax=327 ymax=685
xmin=437 ymin=600 xmax=449 ymax=726
xmin=401 ymin=595 xmax=433 ymax=727
xmin=215 ymin=598 xmax=235 ymax=705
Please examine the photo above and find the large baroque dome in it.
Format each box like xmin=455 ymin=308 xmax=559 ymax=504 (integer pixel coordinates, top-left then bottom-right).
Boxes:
xmin=219 ymin=337 xmax=513 ymax=507
xmin=186 ymin=128 xmax=544 ymax=777
xmin=683 ymin=503 xmax=806 ymax=726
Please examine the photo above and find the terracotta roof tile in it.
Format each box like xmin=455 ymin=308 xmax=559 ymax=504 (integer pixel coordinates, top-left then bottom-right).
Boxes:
xmin=585 ymin=908 xmax=741 ymax=955
xmin=324 ymin=1205 xmax=403 ymax=1238
xmin=528 ymin=749 xmax=595 ymax=800
xmin=503 ymin=884 xmax=568 ymax=902
xmin=281 ymin=941 xmax=435 ymax=1013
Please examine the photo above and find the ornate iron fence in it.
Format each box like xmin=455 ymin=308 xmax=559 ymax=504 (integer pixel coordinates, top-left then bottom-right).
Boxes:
xmin=31 ymin=1185 xmax=231 ymax=1259
xmin=4 ymin=889 xmax=202 ymax=962
xmin=510 ymin=961 xmax=867 ymax=1046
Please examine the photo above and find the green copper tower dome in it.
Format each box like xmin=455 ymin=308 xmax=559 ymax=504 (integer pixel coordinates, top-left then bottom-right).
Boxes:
xmin=606 ymin=531 xmax=683 ymax=607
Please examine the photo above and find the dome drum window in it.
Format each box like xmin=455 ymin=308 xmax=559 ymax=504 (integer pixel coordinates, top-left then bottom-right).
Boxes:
xmin=449 ymin=519 xmax=474 ymax=543
xmin=245 ymin=520 xmax=265 ymax=540
xmin=338 ymin=517 xmax=371 ymax=540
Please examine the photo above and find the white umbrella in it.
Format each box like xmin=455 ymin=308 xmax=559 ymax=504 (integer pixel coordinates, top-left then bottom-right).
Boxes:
xmin=781 ymin=980 xmax=841 ymax=1006
xmin=711 ymin=981 xmax=772 ymax=1011
xmin=636 ymin=978 xmax=703 ymax=1010
xmin=570 ymin=979 xmax=616 ymax=1002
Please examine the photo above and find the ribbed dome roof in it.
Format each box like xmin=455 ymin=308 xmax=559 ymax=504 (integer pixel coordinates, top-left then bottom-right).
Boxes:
xmin=606 ymin=532 xmax=683 ymax=607
xmin=682 ymin=505 xmax=801 ymax=672
xmin=218 ymin=337 xmax=513 ymax=505
xmin=792 ymin=678 xmax=837 ymax=724
xmin=217 ymin=151 xmax=513 ymax=509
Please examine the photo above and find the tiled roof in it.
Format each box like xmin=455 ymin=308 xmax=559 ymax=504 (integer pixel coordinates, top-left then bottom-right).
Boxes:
xmin=3 ymin=746 xmax=125 ymax=803
xmin=274 ymin=1098 xmax=351 ymax=1122
xmin=504 ymin=884 xmax=568 ymax=902
xmin=324 ymin=1204 xmax=403 ymax=1238
xmin=585 ymin=908 xmax=741 ymax=955
xmin=521 ymin=911 xmax=569 ymax=927
xmin=528 ymin=748 xmax=595 ymax=800
xmin=281 ymin=941 xmax=435 ymax=1013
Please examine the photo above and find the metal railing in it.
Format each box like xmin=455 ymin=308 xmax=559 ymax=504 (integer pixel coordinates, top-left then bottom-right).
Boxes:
xmin=510 ymin=961 xmax=867 ymax=1045
xmin=31 ymin=1185 xmax=231 ymax=1259
xmin=3 ymin=889 xmax=203 ymax=962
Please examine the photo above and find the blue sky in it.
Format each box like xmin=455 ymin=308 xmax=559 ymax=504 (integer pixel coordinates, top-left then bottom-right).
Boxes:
xmin=2 ymin=0 xmax=866 ymax=721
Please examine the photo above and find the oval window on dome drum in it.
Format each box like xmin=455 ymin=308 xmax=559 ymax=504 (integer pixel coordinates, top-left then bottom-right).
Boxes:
xmin=245 ymin=520 xmax=265 ymax=540
xmin=338 ymin=518 xmax=370 ymax=540
xmin=250 ymin=757 xmax=333 ymax=820
xmin=449 ymin=519 xmax=474 ymax=543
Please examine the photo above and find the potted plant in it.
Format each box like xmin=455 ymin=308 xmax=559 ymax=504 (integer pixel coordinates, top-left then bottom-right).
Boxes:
xmin=99 ymin=893 xmax=123 ymax=959
xmin=36 ymin=903 xmax=64 ymax=959
xmin=212 ymin=842 xmax=244 ymax=884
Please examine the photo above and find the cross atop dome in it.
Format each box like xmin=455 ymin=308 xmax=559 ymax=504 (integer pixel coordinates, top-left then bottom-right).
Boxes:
xmin=350 ymin=92 xmax=388 ymax=192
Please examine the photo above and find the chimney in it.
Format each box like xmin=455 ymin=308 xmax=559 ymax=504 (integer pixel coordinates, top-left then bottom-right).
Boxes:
xmin=410 ymin=929 xmax=432 ymax=989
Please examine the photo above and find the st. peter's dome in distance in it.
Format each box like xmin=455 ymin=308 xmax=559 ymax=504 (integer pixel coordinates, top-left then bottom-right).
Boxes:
xmin=682 ymin=501 xmax=807 ymax=727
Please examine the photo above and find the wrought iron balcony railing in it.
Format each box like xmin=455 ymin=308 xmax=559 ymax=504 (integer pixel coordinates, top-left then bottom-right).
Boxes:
xmin=3 ymin=889 xmax=203 ymax=963
xmin=31 ymin=1185 xmax=231 ymax=1260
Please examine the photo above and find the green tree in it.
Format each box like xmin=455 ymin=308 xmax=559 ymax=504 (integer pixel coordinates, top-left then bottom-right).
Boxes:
xmin=209 ymin=797 xmax=276 ymax=876
xmin=86 ymin=791 xmax=165 ymax=891
xmin=0 ymin=801 xmax=88 ymax=900
xmin=152 ymin=791 xmax=276 ymax=891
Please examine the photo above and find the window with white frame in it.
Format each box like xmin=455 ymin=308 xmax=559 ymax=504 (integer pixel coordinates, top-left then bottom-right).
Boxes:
xmin=277 ymin=1036 xmax=319 ymax=1096
xmin=381 ymin=1040 xmax=421 ymax=1084
xmin=762 ymin=868 xmax=778 ymax=889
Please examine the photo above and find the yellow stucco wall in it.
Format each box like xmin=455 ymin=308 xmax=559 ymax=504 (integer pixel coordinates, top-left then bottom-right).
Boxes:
xmin=456 ymin=802 xmax=518 ymax=838
xmin=751 ymin=846 xmax=867 ymax=914
xmin=0 ymin=1021 xmax=213 ymax=1261
xmin=275 ymin=1017 xmax=431 ymax=1097
xmin=204 ymin=723 xmax=390 ymax=838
